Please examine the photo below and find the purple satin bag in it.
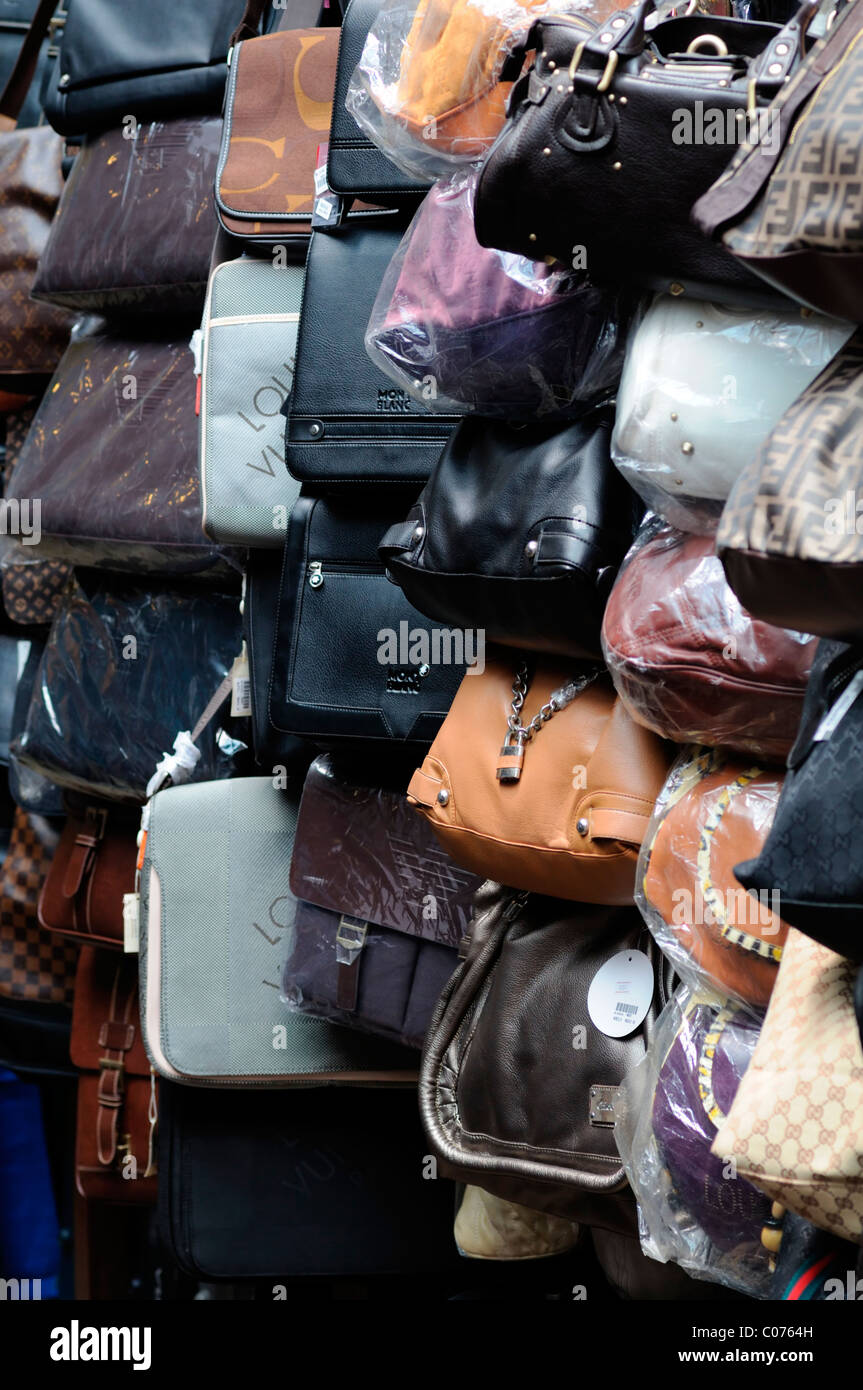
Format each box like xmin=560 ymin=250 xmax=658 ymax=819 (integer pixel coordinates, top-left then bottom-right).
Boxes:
xmin=365 ymin=168 xmax=628 ymax=417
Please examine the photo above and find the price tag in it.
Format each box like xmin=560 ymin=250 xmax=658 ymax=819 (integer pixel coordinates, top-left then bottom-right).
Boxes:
xmin=229 ymin=646 xmax=252 ymax=718
xmin=813 ymin=669 xmax=863 ymax=741
xmin=587 ymin=949 xmax=654 ymax=1039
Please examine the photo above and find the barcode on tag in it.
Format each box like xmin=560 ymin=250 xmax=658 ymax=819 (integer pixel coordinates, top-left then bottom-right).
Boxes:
xmin=231 ymin=677 xmax=251 ymax=718
xmin=614 ymin=1001 xmax=639 ymax=1017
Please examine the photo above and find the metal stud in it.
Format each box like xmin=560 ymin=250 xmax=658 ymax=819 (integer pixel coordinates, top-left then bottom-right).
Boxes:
xmin=670 ymin=412 xmax=678 ymax=422
xmin=576 ymin=817 xmax=589 ymax=836
xmin=681 ymin=441 xmax=694 ymax=455
xmin=412 ymin=523 xmax=424 ymax=543
xmin=308 ymin=422 xmax=323 ymax=438
xmin=619 ymin=95 xmax=628 ymax=105
xmin=775 ymin=41 xmax=789 ymax=54
xmin=529 ymin=233 xmax=537 ymax=242
xmin=669 ymin=282 xmax=685 ymax=296
xmin=542 ymin=147 xmax=551 ymax=156
xmin=767 ymin=61 xmax=783 ymax=75
xmin=525 ymin=539 xmax=538 ymax=557
xmin=59 ymin=73 xmax=70 ymax=88
xmin=611 ymin=15 xmax=626 ymax=26
xmin=418 ymin=664 xmax=430 ymax=678
xmin=437 ymin=790 xmax=449 ymax=807
xmin=612 ymin=161 xmax=622 ymax=170
xmin=608 ymin=93 xmax=615 ymax=101
xmin=548 ymin=60 xmax=557 ymax=70
xmin=695 ymin=320 xmax=703 ymax=328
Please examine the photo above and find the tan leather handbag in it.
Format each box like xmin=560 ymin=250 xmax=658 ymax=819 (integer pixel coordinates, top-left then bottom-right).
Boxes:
xmin=407 ymin=654 xmax=671 ymax=904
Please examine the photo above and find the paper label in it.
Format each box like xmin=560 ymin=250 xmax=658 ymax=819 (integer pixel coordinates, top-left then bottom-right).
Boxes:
xmin=230 ymin=649 xmax=252 ymax=718
xmin=813 ymin=669 xmax=863 ymax=742
xmin=123 ymin=892 xmax=140 ymax=954
xmin=587 ymin=949 xmax=654 ymax=1038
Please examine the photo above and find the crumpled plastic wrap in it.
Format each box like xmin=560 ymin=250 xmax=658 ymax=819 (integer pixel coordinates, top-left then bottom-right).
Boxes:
xmin=3 ymin=320 xmax=240 ymax=580
xmin=616 ymin=984 xmax=773 ymax=1297
xmin=637 ymin=746 xmax=788 ymax=1013
xmin=611 ymin=294 xmax=853 ymax=534
xmin=365 ymin=168 xmax=629 ymax=416
xmin=601 ymin=516 xmax=817 ymax=761
xmin=11 ymin=573 xmax=247 ymax=804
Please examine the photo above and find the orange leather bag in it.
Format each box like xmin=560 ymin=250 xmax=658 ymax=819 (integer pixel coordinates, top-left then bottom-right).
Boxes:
xmin=407 ymin=654 xmax=671 ymax=904
xmin=639 ymin=749 xmax=788 ymax=1008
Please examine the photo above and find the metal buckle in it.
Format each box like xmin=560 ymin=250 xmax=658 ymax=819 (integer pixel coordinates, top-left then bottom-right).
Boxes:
xmin=568 ymin=44 xmax=619 ymax=92
xmin=336 ymin=917 xmax=368 ymax=952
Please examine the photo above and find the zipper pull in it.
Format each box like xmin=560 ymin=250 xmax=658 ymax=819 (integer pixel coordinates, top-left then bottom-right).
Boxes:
xmin=307 ymin=561 xmax=323 ymax=590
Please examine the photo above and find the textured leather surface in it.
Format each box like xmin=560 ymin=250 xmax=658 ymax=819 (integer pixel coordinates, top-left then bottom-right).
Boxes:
xmin=39 ymin=808 xmax=137 ymax=949
xmin=420 ymin=882 xmax=667 ymax=1230
xmin=475 ymin=12 xmax=798 ymax=302
xmin=269 ymin=493 xmax=466 ymax=743
xmin=243 ymin=544 xmax=314 ymax=771
xmin=327 ymin=0 xmax=428 ymax=198
xmin=285 ymin=223 xmax=460 ymax=487
xmin=381 ymin=409 xmax=641 ymax=658
xmin=0 ymin=122 xmax=70 ymax=376
xmin=409 ymin=654 xmax=671 ymax=904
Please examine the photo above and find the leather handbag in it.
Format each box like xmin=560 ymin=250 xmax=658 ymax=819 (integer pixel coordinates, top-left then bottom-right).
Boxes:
xmin=717 ymin=334 xmax=863 ymax=643
xmin=266 ymin=493 xmax=468 ymax=744
xmin=692 ymin=0 xmax=863 ymax=323
xmin=379 ymin=409 xmax=642 ymax=659
xmin=70 ymin=948 xmax=157 ymax=1204
xmin=139 ymin=775 xmax=417 ymax=1085
xmin=733 ymin=638 xmax=863 ymax=963
xmin=407 ymin=652 xmax=671 ymax=904
xmin=601 ymin=521 xmax=816 ymax=760
xmin=0 ymin=0 xmax=63 ymax=129
xmin=473 ymin=0 xmax=810 ymax=303
xmin=197 ymin=257 xmax=303 ymax=548
xmin=420 ymin=880 xmax=671 ymax=1231
xmin=0 ymin=806 xmax=75 ymax=1005
xmin=638 ymin=747 xmax=787 ymax=1009
xmin=283 ymin=754 xmax=480 ymax=1047
xmin=712 ymin=928 xmax=863 ymax=1245
xmin=5 ymin=327 xmax=235 ymax=577
xmin=7 ymin=637 xmax=65 ymax=818
xmin=31 ymin=118 xmax=223 ymax=318
xmin=285 ymin=224 xmax=460 ymax=489
xmin=612 ymin=294 xmax=852 ymax=533
xmin=38 ymin=805 xmax=137 ymax=950
xmin=2 ymin=557 xmax=69 ymax=627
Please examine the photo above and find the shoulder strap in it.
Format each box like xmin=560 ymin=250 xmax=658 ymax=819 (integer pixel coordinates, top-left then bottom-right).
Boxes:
xmin=0 ymin=0 xmax=60 ymax=128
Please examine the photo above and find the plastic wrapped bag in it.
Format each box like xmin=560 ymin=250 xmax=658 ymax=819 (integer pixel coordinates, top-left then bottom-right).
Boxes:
xmin=637 ymin=746 xmax=788 ymax=1012
xmin=616 ymin=983 xmax=773 ymax=1297
xmin=601 ymin=517 xmax=816 ymax=760
xmin=347 ymin=0 xmax=608 ymax=182
xmin=365 ymin=168 xmax=628 ymax=416
xmin=12 ymin=573 xmax=247 ymax=804
xmin=611 ymin=294 xmax=853 ymax=534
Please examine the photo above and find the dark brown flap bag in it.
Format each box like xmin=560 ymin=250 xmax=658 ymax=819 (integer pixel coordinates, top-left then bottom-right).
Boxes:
xmin=39 ymin=806 xmax=138 ymax=950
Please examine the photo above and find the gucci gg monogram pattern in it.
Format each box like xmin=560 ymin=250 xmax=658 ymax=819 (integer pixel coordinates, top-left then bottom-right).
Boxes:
xmin=717 ymin=335 xmax=863 ymax=563
xmin=726 ymin=31 xmax=863 ymax=259
xmin=712 ymin=929 xmax=863 ymax=1244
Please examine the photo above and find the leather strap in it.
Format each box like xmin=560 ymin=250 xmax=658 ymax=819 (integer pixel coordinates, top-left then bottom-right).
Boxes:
xmin=589 ymin=806 xmax=651 ymax=844
xmin=535 ymin=528 xmax=596 ymax=570
xmin=335 ymin=916 xmax=367 ymax=1013
xmin=0 ymin=0 xmax=60 ymax=126
xmin=95 ymin=965 xmax=137 ymax=1169
xmin=378 ymin=521 xmax=415 ymax=559
xmin=407 ymin=767 xmax=443 ymax=808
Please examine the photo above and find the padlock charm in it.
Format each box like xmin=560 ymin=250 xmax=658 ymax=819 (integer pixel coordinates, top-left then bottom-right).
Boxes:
xmin=496 ymin=730 xmax=524 ymax=782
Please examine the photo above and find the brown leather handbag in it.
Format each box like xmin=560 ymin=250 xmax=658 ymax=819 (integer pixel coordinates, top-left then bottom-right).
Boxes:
xmin=38 ymin=806 xmax=138 ymax=950
xmin=70 ymin=948 xmax=157 ymax=1204
xmin=0 ymin=806 xmax=76 ymax=1005
xmin=420 ymin=881 xmax=672 ymax=1231
xmin=407 ymin=654 xmax=671 ymax=905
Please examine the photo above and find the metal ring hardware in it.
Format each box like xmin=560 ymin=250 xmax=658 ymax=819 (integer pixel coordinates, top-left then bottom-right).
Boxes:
xmin=568 ymin=44 xmax=619 ymax=91
xmin=685 ymin=33 xmax=730 ymax=55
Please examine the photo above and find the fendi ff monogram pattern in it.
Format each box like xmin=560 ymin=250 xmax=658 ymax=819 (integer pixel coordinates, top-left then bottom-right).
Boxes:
xmin=712 ymin=929 xmax=863 ymax=1244
xmin=717 ymin=336 xmax=863 ymax=562
xmin=0 ymin=808 xmax=76 ymax=1005
xmin=726 ymin=31 xmax=863 ymax=258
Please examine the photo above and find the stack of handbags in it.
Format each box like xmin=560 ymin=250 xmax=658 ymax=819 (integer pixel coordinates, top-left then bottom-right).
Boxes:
xmin=601 ymin=518 xmax=816 ymax=760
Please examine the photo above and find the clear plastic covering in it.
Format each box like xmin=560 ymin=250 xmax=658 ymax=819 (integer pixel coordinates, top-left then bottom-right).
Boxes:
xmin=347 ymin=0 xmax=584 ymax=181
xmin=601 ymin=517 xmax=817 ymax=761
xmin=11 ymin=574 xmax=247 ymax=804
xmin=616 ymin=984 xmax=773 ymax=1297
xmin=637 ymin=746 xmax=788 ymax=1013
xmin=611 ymin=295 xmax=854 ymax=534
xmin=365 ymin=168 xmax=628 ymax=416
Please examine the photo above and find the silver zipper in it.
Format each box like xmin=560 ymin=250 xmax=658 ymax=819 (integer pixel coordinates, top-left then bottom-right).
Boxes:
xmin=307 ymin=561 xmax=323 ymax=589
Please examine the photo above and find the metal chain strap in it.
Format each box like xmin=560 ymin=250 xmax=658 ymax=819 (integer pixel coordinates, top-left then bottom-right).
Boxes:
xmin=505 ymin=661 xmax=601 ymax=745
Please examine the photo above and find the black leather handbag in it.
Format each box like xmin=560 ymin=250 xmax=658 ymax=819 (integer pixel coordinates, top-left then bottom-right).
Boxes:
xmin=284 ymin=224 xmax=460 ymax=490
xmin=474 ymin=0 xmax=810 ymax=303
xmin=379 ymin=409 xmax=642 ymax=659
xmin=264 ymin=493 xmax=467 ymax=745
xmin=326 ymin=0 xmax=429 ymax=207
xmin=735 ymin=638 xmax=863 ymax=964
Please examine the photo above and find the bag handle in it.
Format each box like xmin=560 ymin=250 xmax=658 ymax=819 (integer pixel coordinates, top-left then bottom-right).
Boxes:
xmin=0 ymin=0 xmax=60 ymax=129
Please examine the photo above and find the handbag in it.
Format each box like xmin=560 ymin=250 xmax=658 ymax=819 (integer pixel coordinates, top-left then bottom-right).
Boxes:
xmin=379 ymin=408 xmax=642 ymax=659
xmin=0 ymin=806 xmax=75 ymax=1005
xmin=601 ymin=521 xmax=816 ymax=760
xmin=712 ymin=929 xmax=863 ymax=1245
xmin=419 ymin=880 xmax=671 ymax=1231
xmin=139 ymin=775 xmax=417 ymax=1085
xmin=365 ymin=167 xmax=629 ymax=417
xmin=70 ymin=948 xmax=157 ymax=1204
xmin=30 ymin=118 xmax=223 ymax=318
xmin=637 ymin=747 xmax=787 ymax=1010
xmin=197 ymin=257 xmax=303 ymax=548
xmin=5 ymin=326 xmax=235 ymax=577
xmin=283 ymin=754 xmax=480 ymax=1047
xmin=407 ymin=652 xmax=671 ymax=904
xmin=733 ymin=638 xmax=863 ymax=962
xmin=453 ymin=1187 xmax=580 ymax=1261
xmin=7 ymin=637 xmax=65 ymax=818
xmin=0 ymin=0 xmax=63 ymax=129
xmin=12 ymin=574 xmax=246 ymax=804
xmin=38 ymin=805 xmax=137 ymax=950
xmin=692 ymin=0 xmax=863 ymax=323
xmin=266 ymin=493 xmax=468 ymax=744
xmin=473 ymin=0 xmax=811 ymax=303
xmin=612 ymin=294 xmax=852 ymax=533
xmin=285 ymin=224 xmax=460 ymax=490
xmin=717 ymin=334 xmax=863 ymax=643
